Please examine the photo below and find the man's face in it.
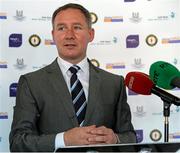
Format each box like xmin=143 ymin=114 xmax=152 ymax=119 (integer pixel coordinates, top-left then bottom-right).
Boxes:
xmin=52 ymin=8 xmax=94 ymax=64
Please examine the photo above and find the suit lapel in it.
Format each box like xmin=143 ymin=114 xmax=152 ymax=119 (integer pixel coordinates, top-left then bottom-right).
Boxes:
xmin=45 ymin=59 xmax=79 ymax=127
xmin=83 ymin=61 xmax=101 ymax=125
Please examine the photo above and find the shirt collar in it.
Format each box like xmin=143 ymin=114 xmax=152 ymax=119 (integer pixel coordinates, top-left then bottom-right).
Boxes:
xmin=57 ymin=56 xmax=89 ymax=73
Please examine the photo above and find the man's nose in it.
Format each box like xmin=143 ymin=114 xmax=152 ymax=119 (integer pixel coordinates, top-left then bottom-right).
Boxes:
xmin=65 ymin=29 xmax=75 ymax=39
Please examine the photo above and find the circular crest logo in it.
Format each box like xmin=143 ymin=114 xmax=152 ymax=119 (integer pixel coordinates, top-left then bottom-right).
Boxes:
xmin=90 ymin=12 xmax=98 ymax=24
xmin=150 ymin=129 xmax=162 ymax=142
xmin=146 ymin=34 xmax=158 ymax=47
xmin=90 ymin=59 xmax=100 ymax=67
xmin=29 ymin=34 xmax=41 ymax=47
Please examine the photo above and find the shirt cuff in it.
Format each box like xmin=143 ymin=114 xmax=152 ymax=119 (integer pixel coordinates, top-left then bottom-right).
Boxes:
xmin=115 ymin=133 xmax=121 ymax=144
xmin=55 ymin=132 xmax=65 ymax=151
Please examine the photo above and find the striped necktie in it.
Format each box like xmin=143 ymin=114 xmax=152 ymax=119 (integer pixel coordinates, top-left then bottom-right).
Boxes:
xmin=69 ymin=65 xmax=87 ymax=126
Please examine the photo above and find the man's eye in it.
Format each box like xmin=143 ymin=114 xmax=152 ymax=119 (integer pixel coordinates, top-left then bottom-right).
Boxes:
xmin=57 ymin=27 xmax=66 ymax=31
xmin=74 ymin=26 xmax=82 ymax=30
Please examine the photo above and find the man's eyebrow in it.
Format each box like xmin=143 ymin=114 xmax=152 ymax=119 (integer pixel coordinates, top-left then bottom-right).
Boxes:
xmin=56 ymin=23 xmax=65 ymax=27
xmin=56 ymin=23 xmax=83 ymax=26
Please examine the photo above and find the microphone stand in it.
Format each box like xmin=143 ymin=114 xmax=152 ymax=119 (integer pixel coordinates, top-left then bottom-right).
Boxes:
xmin=163 ymin=101 xmax=171 ymax=142
xmin=152 ymin=86 xmax=180 ymax=142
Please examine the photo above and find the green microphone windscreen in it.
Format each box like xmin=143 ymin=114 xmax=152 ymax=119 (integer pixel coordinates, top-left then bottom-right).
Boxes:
xmin=149 ymin=61 xmax=180 ymax=89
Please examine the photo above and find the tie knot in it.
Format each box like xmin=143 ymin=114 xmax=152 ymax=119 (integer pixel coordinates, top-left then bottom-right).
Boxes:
xmin=69 ymin=65 xmax=80 ymax=74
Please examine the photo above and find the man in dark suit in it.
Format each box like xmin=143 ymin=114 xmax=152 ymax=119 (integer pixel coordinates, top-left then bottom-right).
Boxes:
xmin=9 ymin=3 xmax=136 ymax=152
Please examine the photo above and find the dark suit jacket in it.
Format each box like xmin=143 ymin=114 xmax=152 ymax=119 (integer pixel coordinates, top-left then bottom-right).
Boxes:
xmin=9 ymin=58 xmax=136 ymax=152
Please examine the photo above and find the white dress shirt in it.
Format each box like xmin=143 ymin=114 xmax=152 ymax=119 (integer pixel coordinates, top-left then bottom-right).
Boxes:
xmin=55 ymin=56 xmax=89 ymax=150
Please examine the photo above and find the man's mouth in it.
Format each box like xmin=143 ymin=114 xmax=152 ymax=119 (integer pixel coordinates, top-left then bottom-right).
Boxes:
xmin=64 ymin=43 xmax=76 ymax=47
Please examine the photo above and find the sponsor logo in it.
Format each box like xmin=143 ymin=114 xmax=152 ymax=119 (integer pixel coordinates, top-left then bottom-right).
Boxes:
xmin=0 ymin=61 xmax=8 ymax=68
xmin=148 ymin=12 xmax=176 ymax=21
xmin=128 ymin=89 xmax=138 ymax=95
xmin=131 ymin=58 xmax=145 ymax=69
xmin=135 ymin=129 xmax=143 ymax=143
xmin=90 ymin=37 xmax=118 ymax=46
xmin=14 ymin=58 xmax=27 ymax=69
xmin=29 ymin=34 xmax=41 ymax=47
xmin=150 ymin=129 xmax=162 ymax=142
xmin=126 ymin=35 xmax=139 ymax=48
xmin=169 ymin=132 xmax=180 ymax=139
xmin=90 ymin=12 xmax=98 ymax=24
xmin=32 ymin=16 xmax=51 ymax=21
xmin=106 ymin=62 xmax=125 ymax=69
xmin=0 ymin=12 xmax=7 ymax=19
xmin=45 ymin=39 xmax=55 ymax=45
xmin=133 ymin=106 xmax=146 ymax=117
xmin=152 ymin=106 xmax=180 ymax=116
xmin=146 ymin=34 xmax=158 ymax=46
xmin=0 ymin=112 xmax=8 ymax=119
xmin=162 ymin=37 xmax=180 ymax=44
xmin=13 ymin=10 xmax=26 ymax=21
xmin=173 ymin=58 xmax=178 ymax=65
xmin=90 ymin=59 xmax=100 ymax=67
xmin=104 ymin=16 xmax=123 ymax=22
xmin=170 ymin=12 xmax=175 ymax=18
xmin=9 ymin=33 xmax=22 ymax=47
xmin=124 ymin=0 xmax=136 ymax=2
xmin=10 ymin=83 xmax=18 ymax=97
xmin=129 ymin=12 xmax=142 ymax=23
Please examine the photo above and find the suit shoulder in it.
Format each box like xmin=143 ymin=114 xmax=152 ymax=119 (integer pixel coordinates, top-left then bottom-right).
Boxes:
xmin=21 ymin=60 xmax=56 ymax=80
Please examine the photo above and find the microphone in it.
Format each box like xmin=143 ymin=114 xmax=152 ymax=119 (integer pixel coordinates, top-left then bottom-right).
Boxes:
xmin=125 ymin=71 xmax=180 ymax=106
xmin=149 ymin=61 xmax=180 ymax=89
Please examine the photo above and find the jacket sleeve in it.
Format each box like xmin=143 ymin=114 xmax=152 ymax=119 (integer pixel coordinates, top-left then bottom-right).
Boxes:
xmin=115 ymin=76 xmax=137 ymax=143
xmin=9 ymin=75 xmax=56 ymax=152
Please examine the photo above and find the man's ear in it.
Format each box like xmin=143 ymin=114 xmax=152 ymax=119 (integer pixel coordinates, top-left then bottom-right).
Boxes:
xmin=89 ymin=28 xmax=95 ymax=42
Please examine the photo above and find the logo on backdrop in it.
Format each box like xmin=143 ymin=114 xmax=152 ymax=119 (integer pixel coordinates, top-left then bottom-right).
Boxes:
xmin=31 ymin=16 xmax=51 ymax=21
xmin=90 ymin=59 xmax=100 ymax=67
xmin=131 ymin=58 xmax=145 ymax=69
xmin=45 ymin=39 xmax=55 ymax=45
xmin=14 ymin=58 xmax=27 ymax=70
xmin=150 ymin=129 xmax=162 ymax=142
xmin=124 ymin=0 xmax=136 ymax=2
xmin=9 ymin=33 xmax=22 ymax=47
xmin=106 ymin=62 xmax=125 ymax=69
xmin=9 ymin=83 xmax=18 ymax=97
xmin=0 ymin=61 xmax=8 ymax=68
xmin=29 ymin=34 xmax=41 ymax=47
xmin=173 ymin=58 xmax=178 ymax=65
xmin=148 ymin=11 xmax=176 ymax=21
xmin=162 ymin=36 xmax=180 ymax=44
xmin=126 ymin=35 xmax=139 ymax=48
xmin=0 ymin=137 xmax=1 ymax=142
xmin=0 ymin=112 xmax=8 ymax=119
xmin=90 ymin=12 xmax=98 ymax=24
xmin=133 ymin=106 xmax=146 ymax=117
xmin=13 ymin=10 xmax=26 ymax=21
xmin=129 ymin=12 xmax=142 ymax=23
xmin=169 ymin=132 xmax=180 ymax=140
xmin=146 ymin=34 xmax=158 ymax=46
xmin=135 ymin=129 xmax=143 ymax=143
xmin=0 ymin=12 xmax=7 ymax=19
xmin=104 ymin=16 xmax=123 ymax=22
xmin=90 ymin=37 xmax=118 ymax=46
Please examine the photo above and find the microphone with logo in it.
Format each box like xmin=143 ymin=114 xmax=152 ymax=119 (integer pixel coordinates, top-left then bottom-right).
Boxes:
xmin=125 ymin=71 xmax=180 ymax=105
xmin=125 ymin=71 xmax=180 ymax=142
xmin=149 ymin=61 xmax=180 ymax=89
